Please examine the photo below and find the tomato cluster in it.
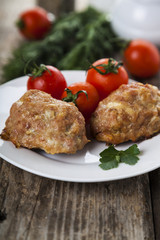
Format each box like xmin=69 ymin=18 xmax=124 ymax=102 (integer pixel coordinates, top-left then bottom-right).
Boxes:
xmin=26 ymin=39 xmax=160 ymax=121
xmin=60 ymin=58 xmax=128 ymax=120
xmin=27 ymin=58 xmax=129 ymax=120
xmin=19 ymin=8 xmax=160 ymax=120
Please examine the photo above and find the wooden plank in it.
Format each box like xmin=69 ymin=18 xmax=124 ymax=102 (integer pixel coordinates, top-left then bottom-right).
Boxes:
xmin=38 ymin=0 xmax=74 ymax=17
xmin=0 ymin=159 xmax=42 ymax=240
xmin=134 ymin=67 xmax=160 ymax=240
xmin=0 ymin=159 xmax=155 ymax=240
xmin=149 ymin=169 xmax=160 ymax=240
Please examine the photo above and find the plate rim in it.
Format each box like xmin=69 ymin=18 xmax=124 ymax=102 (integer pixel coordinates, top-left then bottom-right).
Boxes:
xmin=0 ymin=71 xmax=160 ymax=182
xmin=0 ymin=151 xmax=159 ymax=183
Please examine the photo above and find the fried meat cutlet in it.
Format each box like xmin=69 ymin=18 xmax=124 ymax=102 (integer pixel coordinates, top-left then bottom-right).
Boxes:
xmin=91 ymin=82 xmax=160 ymax=144
xmin=1 ymin=90 xmax=89 ymax=154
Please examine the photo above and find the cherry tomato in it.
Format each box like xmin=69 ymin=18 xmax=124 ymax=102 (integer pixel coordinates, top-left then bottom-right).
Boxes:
xmin=27 ymin=64 xmax=67 ymax=99
xmin=61 ymin=82 xmax=99 ymax=120
xmin=86 ymin=58 xmax=128 ymax=100
xmin=123 ymin=39 xmax=160 ymax=78
xmin=16 ymin=7 xmax=52 ymax=40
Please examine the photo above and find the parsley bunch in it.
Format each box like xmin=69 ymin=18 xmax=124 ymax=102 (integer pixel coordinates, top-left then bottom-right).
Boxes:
xmin=2 ymin=7 xmax=127 ymax=82
xmin=99 ymin=144 xmax=140 ymax=170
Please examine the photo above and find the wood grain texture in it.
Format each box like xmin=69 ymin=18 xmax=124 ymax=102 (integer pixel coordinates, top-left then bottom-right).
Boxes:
xmin=149 ymin=169 xmax=160 ymax=240
xmin=0 ymin=159 xmax=155 ymax=240
xmin=38 ymin=0 xmax=74 ymax=17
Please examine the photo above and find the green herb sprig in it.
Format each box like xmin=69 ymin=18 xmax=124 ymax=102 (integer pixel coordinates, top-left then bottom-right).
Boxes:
xmin=2 ymin=7 xmax=128 ymax=83
xmin=99 ymin=144 xmax=140 ymax=170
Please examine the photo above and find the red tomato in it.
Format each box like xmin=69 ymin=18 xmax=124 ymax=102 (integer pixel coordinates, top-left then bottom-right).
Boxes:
xmin=86 ymin=58 xmax=128 ymax=100
xmin=123 ymin=39 xmax=160 ymax=78
xmin=61 ymin=82 xmax=99 ymax=120
xmin=16 ymin=7 xmax=52 ymax=40
xmin=27 ymin=64 xmax=67 ymax=99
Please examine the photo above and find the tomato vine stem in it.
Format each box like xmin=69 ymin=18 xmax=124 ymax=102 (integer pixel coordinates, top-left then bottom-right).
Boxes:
xmin=89 ymin=58 xmax=123 ymax=75
xmin=62 ymin=88 xmax=88 ymax=106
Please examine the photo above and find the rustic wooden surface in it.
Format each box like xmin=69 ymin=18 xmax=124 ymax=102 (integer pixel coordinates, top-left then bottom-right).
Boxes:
xmin=0 ymin=1 xmax=160 ymax=240
xmin=38 ymin=0 xmax=74 ymax=17
xmin=0 ymin=160 xmax=156 ymax=240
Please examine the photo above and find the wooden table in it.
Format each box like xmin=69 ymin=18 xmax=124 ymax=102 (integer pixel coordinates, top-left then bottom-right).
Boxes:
xmin=0 ymin=1 xmax=160 ymax=240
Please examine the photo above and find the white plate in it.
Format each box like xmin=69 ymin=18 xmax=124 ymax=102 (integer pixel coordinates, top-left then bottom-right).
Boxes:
xmin=0 ymin=71 xmax=160 ymax=182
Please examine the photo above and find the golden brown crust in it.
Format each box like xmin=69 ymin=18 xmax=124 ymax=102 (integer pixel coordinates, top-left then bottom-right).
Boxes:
xmin=1 ymin=90 xmax=89 ymax=154
xmin=91 ymin=82 xmax=160 ymax=144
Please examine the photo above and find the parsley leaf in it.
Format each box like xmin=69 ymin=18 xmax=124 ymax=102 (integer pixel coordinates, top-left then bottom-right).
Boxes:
xmin=99 ymin=144 xmax=140 ymax=170
xmin=99 ymin=159 xmax=119 ymax=170
xmin=100 ymin=145 xmax=119 ymax=158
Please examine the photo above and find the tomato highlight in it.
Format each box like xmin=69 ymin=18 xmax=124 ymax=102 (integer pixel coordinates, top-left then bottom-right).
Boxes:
xmin=16 ymin=7 xmax=53 ymax=40
xmin=123 ymin=39 xmax=160 ymax=78
xmin=86 ymin=58 xmax=128 ymax=100
xmin=61 ymin=82 xmax=99 ymax=120
xmin=27 ymin=64 xmax=67 ymax=99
